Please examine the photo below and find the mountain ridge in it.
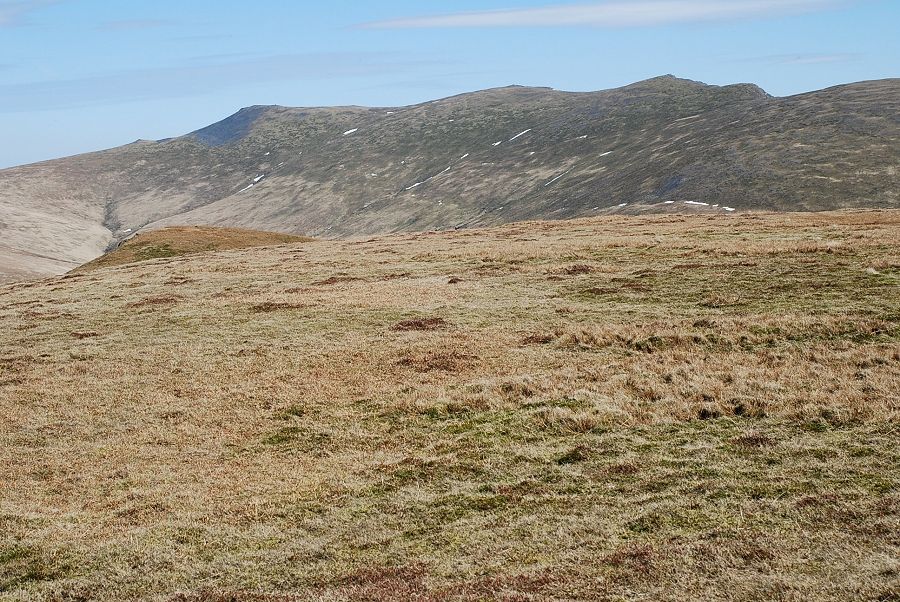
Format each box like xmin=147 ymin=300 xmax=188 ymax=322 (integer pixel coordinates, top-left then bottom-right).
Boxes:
xmin=1 ymin=75 xmax=897 ymax=283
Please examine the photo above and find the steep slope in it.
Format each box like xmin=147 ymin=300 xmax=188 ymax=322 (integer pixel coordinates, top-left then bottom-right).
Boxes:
xmin=1 ymin=76 xmax=898 ymax=282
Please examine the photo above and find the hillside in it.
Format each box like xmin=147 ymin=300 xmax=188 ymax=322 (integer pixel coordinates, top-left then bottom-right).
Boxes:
xmin=1 ymin=210 xmax=898 ymax=601
xmin=1 ymin=75 xmax=898 ymax=283
xmin=76 ymin=226 xmax=311 ymax=272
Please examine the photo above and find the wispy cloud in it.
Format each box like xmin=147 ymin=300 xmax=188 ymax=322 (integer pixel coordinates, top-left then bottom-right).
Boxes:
xmin=359 ymin=0 xmax=845 ymax=29
xmin=0 ymin=53 xmax=439 ymax=113
xmin=754 ymin=53 xmax=860 ymax=65
xmin=0 ymin=0 xmax=58 ymax=27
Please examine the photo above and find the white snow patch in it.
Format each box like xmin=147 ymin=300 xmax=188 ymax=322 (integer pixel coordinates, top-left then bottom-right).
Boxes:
xmin=545 ymin=170 xmax=571 ymax=187
xmin=265 ymin=152 xmax=271 ymax=156
xmin=253 ymin=175 xmax=265 ymax=183
xmin=675 ymin=114 xmax=701 ymax=122
xmin=684 ymin=201 xmax=709 ymax=206
xmin=577 ymin=135 xmax=588 ymax=140
xmin=723 ymin=207 xmax=736 ymax=212
xmin=528 ymin=151 xmax=536 ymax=156
xmin=238 ymin=184 xmax=255 ymax=193
xmin=509 ymin=129 xmax=531 ymax=142
xmin=618 ymin=203 xmax=628 ymax=207
xmin=343 ymin=128 xmax=359 ymax=136
xmin=386 ymin=111 xmax=395 ymax=115
xmin=123 ymin=229 xmax=133 ymax=233
xmin=599 ymin=151 xmax=613 ymax=157
xmin=405 ymin=164 xmax=452 ymax=191
xmin=492 ymin=141 xmax=502 ymax=147
xmin=663 ymin=201 xmax=676 ymax=204
xmin=459 ymin=153 xmax=470 ymax=160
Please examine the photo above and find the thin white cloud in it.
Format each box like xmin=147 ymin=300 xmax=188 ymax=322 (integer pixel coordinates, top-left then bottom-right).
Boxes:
xmin=0 ymin=0 xmax=58 ymax=27
xmin=360 ymin=0 xmax=844 ymax=29
xmin=771 ymin=53 xmax=860 ymax=65
xmin=736 ymin=52 xmax=861 ymax=65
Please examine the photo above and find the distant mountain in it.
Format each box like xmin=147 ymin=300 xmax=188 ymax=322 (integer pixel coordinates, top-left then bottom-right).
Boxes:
xmin=1 ymin=75 xmax=898 ymax=282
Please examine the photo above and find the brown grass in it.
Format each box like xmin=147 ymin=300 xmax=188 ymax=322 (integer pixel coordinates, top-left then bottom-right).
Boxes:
xmin=77 ymin=226 xmax=311 ymax=272
xmin=126 ymin=295 xmax=181 ymax=309
xmin=391 ymin=317 xmax=449 ymax=332
xmin=250 ymin=302 xmax=308 ymax=313
xmin=1 ymin=210 xmax=899 ymax=601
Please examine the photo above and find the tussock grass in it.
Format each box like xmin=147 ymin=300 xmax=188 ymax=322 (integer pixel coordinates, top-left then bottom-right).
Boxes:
xmin=0 ymin=210 xmax=898 ymax=600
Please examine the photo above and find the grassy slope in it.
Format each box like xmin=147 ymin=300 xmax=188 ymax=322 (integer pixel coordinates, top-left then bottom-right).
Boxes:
xmin=0 ymin=211 xmax=898 ymax=601
xmin=76 ymin=226 xmax=312 ymax=272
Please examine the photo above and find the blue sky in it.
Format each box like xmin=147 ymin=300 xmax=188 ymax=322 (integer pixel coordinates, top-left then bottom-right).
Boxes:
xmin=0 ymin=0 xmax=896 ymax=168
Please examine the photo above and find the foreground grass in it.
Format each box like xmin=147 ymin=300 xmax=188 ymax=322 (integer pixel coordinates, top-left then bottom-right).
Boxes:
xmin=1 ymin=210 xmax=898 ymax=601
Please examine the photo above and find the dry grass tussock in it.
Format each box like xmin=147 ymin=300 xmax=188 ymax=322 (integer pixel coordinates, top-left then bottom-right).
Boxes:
xmin=0 ymin=210 xmax=898 ymax=601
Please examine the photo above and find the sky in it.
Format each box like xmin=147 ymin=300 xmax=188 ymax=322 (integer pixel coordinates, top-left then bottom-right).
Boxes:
xmin=0 ymin=0 xmax=897 ymax=168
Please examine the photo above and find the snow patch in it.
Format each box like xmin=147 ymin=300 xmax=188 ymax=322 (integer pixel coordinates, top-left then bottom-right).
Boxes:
xmin=618 ymin=203 xmax=628 ymax=207
xmin=545 ymin=170 xmax=571 ymax=187
xmin=405 ymin=164 xmax=452 ymax=191
xmin=253 ymin=175 xmax=265 ymax=183
xmin=509 ymin=129 xmax=531 ymax=142
xmin=723 ymin=207 xmax=736 ymax=212
xmin=684 ymin=201 xmax=709 ymax=206
xmin=343 ymin=128 xmax=359 ymax=136
xmin=663 ymin=201 xmax=676 ymax=204
xmin=459 ymin=153 xmax=470 ymax=160
xmin=599 ymin=151 xmax=613 ymax=157
xmin=674 ymin=114 xmax=701 ymax=122
xmin=492 ymin=141 xmax=502 ymax=147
